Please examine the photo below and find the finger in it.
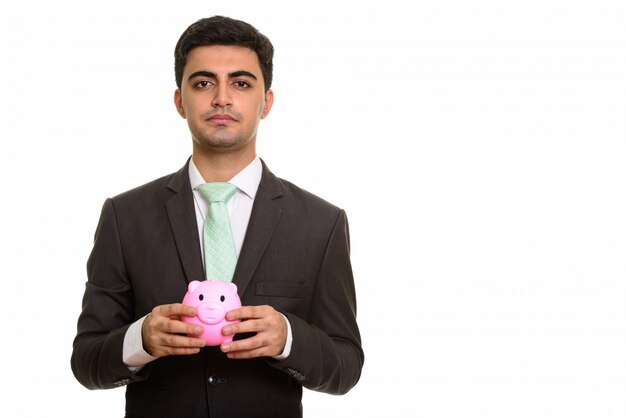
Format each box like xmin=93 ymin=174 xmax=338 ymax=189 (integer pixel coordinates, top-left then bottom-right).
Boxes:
xmin=148 ymin=313 xmax=204 ymax=336
xmin=222 ymin=318 xmax=268 ymax=337
xmin=159 ymin=334 xmax=206 ymax=350
xmin=221 ymin=333 xmax=268 ymax=354
xmin=157 ymin=303 xmax=197 ymax=318
xmin=225 ymin=305 xmax=268 ymax=321
xmin=164 ymin=320 xmax=205 ymax=336
xmin=166 ymin=347 xmax=203 ymax=356
xmin=225 ymin=347 xmax=269 ymax=360
xmin=150 ymin=336 xmax=206 ymax=357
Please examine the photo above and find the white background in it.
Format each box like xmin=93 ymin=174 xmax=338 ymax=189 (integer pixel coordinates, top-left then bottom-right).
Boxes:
xmin=1 ymin=0 xmax=625 ymax=417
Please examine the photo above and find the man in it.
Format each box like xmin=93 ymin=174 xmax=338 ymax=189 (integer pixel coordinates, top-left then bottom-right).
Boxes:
xmin=71 ymin=15 xmax=363 ymax=418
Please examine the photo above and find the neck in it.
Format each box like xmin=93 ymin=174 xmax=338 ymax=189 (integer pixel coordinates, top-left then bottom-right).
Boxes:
xmin=191 ymin=149 xmax=256 ymax=183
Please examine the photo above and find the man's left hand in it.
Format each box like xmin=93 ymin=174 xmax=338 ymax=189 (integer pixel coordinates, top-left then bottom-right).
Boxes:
xmin=220 ymin=305 xmax=287 ymax=359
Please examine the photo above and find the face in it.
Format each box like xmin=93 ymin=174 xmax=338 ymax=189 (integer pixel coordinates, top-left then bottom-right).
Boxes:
xmin=174 ymin=45 xmax=273 ymax=157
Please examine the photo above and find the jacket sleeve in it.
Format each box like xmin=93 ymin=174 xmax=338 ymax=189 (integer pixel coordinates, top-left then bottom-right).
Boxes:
xmin=271 ymin=210 xmax=364 ymax=394
xmin=71 ymin=198 xmax=145 ymax=389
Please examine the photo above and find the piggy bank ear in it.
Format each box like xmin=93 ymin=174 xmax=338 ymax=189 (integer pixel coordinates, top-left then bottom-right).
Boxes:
xmin=227 ymin=283 xmax=238 ymax=295
xmin=188 ymin=281 xmax=202 ymax=293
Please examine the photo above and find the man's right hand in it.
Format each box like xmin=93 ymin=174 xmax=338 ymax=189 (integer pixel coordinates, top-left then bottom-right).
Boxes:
xmin=142 ymin=303 xmax=206 ymax=357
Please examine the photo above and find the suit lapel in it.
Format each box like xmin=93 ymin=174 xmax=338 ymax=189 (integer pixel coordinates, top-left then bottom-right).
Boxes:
xmin=233 ymin=161 xmax=283 ymax=297
xmin=165 ymin=159 xmax=205 ymax=285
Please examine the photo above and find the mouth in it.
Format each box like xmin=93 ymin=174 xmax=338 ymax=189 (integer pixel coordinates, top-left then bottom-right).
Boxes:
xmin=207 ymin=114 xmax=236 ymax=124
xmin=200 ymin=314 xmax=221 ymax=325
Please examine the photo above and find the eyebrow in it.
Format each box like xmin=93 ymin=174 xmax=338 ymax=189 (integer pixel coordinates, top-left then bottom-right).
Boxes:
xmin=187 ymin=70 xmax=258 ymax=81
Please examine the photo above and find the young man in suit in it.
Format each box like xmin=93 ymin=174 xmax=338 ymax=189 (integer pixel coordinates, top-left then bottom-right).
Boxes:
xmin=71 ymin=15 xmax=363 ymax=417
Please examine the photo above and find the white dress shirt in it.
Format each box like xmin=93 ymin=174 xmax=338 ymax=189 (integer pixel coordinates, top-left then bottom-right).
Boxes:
xmin=123 ymin=156 xmax=292 ymax=369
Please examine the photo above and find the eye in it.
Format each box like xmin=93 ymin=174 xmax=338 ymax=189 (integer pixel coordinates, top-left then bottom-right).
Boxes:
xmin=233 ymin=80 xmax=250 ymax=89
xmin=220 ymin=295 xmax=225 ymax=302
xmin=194 ymin=80 xmax=211 ymax=89
xmin=199 ymin=294 xmax=204 ymax=301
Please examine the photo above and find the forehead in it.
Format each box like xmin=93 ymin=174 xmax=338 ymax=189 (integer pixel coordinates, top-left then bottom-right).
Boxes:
xmin=184 ymin=45 xmax=262 ymax=76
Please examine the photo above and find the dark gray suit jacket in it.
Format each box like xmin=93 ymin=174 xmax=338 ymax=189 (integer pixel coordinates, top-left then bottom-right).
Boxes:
xmin=71 ymin=159 xmax=363 ymax=418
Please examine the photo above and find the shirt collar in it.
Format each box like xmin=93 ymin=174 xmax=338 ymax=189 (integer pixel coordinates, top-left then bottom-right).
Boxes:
xmin=188 ymin=156 xmax=262 ymax=199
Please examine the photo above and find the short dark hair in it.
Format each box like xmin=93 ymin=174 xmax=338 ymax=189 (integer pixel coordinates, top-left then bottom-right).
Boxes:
xmin=174 ymin=16 xmax=274 ymax=92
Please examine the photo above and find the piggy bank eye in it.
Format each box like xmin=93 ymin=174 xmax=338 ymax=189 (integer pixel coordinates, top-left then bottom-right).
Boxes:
xmin=220 ymin=295 xmax=225 ymax=302
xmin=199 ymin=294 xmax=204 ymax=301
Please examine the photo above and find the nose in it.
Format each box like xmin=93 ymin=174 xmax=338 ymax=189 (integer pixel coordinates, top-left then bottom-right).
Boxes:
xmin=212 ymin=84 xmax=232 ymax=108
xmin=197 ymin=303 xmax=226 ymax=325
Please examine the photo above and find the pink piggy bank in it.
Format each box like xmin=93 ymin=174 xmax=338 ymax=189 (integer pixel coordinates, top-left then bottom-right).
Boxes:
xmin=182 ymin=280 xmax=241 ymax=346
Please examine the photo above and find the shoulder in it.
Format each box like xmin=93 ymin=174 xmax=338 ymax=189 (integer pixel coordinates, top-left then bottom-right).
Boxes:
xmin=260 ymin=163 xmax=345 ymax=230
xmin=275 ymin=176 xmax=340 ymax=214
xmin=107 ymin=162 xmax=188 ymax=210
xmin=111 ymin=173 xmax=174 ymax=203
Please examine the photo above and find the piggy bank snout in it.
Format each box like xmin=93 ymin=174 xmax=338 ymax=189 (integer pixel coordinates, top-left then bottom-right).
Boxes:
xmin=197 ymin=303 xmax=226 ymax=325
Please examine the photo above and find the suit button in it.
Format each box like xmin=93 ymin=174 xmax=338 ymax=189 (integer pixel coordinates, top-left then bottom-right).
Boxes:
xmin=208 ymin=375 xmax=226 ymax=385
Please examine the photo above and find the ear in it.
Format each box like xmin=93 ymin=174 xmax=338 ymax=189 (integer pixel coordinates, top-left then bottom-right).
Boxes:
xmin=188 ymin=280 xmax=201 ymax=293
xmin=228 ymin=283 xmax=238 ymax=295
xmin=260 ymin=89 xmax=274 ymax=119
xmin=174 ymin=88 xmax=186 ymax=118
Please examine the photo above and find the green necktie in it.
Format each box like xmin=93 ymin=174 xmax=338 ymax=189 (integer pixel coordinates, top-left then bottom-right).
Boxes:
xmin=195 ymin=182 xmax=238 ymax=282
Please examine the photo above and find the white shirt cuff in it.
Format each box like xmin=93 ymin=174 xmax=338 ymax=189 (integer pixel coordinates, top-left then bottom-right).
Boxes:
xmin=273 ymin=313 xmax=293 ymax=360
xmin=123 ymin=315 xmax=158 ymax=371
